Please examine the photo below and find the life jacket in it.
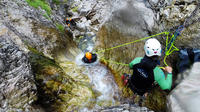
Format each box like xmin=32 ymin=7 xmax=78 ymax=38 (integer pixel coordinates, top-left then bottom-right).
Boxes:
xmin=128 ymin=56 xmax=159 ymax=95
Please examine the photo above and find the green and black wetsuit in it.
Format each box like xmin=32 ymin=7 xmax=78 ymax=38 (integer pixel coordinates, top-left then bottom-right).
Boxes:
xmin=128 ymin=56 xmax=172 ymax=95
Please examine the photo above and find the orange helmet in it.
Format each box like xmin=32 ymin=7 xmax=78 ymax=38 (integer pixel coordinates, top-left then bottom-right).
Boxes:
xmin=85 ymin=52 xmax=92 ymax=60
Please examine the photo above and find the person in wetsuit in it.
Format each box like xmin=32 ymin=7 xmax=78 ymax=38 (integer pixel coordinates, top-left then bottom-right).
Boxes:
xmin=122 ymin=38 xmax=173 ymax=96
xmin=82 ymin=52 xmax=97 ymax=63
xmin=65 ymin=18 xmax=76 ymax=27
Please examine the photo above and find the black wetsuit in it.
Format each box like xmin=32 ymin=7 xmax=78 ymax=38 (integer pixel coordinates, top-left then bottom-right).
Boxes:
xmin=82 ymin=54 xmax=97 ymax=63
xmin=66 ymin=19 xmax=76 ymax=26
xmin=128 ymin=55 xmax=160 ymax=96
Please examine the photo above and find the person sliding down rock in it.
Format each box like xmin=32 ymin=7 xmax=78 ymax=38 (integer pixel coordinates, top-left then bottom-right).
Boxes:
xmin=121 ymin=38 xmax=173 ymax=96
xmin=82 ymin=52 xmax=97 ymax=63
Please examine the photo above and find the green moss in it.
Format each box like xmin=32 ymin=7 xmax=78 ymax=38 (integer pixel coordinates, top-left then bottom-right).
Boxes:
xmin=97 ymin=100 xmax=113 ymax=107
xmin=71 ymin=6 xmax=79 ymax=12
xmin=26 ymin=0 xmax=52 ymax=16
xmin=28 ymin=48 xmax=73 ymax=110
xmin=28 ymin=45 xmax=61 ymax=70
xmin=52 ymin=0 xmax=60 ymax=5
xmin=144 ymin=87 xmax=167 ymax=112
xmin=43 ymin=13 xmax=51 ymax=20
xmin=63 ymin=0 xmax=68 ymax=2
xmin=56 ymin=23 xmax=65 ymax=33
xmin=27 ymin=45 xmax=44 ymax=56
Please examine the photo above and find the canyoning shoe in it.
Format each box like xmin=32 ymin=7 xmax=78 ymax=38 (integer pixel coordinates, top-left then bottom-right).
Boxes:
xmin=121 ymin=74 xmax=125 ymax=80
xmin=122 ymin=73 xmax=130 ymax=86
xmin=124 ymin=79 xmax=128 ymax=86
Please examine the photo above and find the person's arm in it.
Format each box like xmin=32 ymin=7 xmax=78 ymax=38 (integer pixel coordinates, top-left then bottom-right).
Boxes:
xmin=91 ymin=54 xmax=97 ymax=62
xmin=129 ymin=57 xmax=143 ymax=69
xmin=154 ymin=67 xmax=172 ymax=90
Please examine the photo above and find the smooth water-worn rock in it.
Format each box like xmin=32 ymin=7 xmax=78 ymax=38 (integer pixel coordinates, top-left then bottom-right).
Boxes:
xmin=0 ymin=37 xmax=39 ymax=111
xmin=167 ymin=62 xmax=200 ymax=112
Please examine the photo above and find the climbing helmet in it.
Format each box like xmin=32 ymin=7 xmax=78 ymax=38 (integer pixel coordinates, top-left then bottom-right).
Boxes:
xmin=144 ymin=38 xmax=161 ymax=57
xmin=85 ymin=52 xmax=92 ymax=60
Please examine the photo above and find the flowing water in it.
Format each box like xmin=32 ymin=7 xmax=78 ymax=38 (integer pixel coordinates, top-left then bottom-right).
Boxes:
xmin=75 ymin=37 xmax=120 ymax=111
xmin=75 ymin=53 xmax=120 ymax=111
xmin=58 ymin=34 xmax=120 ymax=111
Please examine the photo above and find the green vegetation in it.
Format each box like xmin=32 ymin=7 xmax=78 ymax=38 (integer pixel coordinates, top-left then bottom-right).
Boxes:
xmin=52 ymin=0 xmax=60 ymax=5
xmin=27 ymin=45 xmax=44 ymax=56
xmin=56 ymin=23 xmax=65 ymax=33
xmin=28 ymin=45 xmax=61 ymax=69
xmin=26 ymin=0 xmax=52 ymax=16
xmin=71 ymin=6 xmax=79 ymax=12
xmin=43 ymin=13 xmax=51 ymax=20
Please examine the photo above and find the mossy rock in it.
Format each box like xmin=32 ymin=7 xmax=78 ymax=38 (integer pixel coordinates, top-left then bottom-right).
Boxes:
xmin=26 ymin=0 xmax=52 ymax=16
xmin=144 ymin=87 xmax=167 ymax=112
xmin=29 ymin=48 xmax=95 ymax=111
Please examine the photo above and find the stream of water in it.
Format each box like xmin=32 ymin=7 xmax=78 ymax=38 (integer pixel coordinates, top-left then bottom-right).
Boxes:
xmin=74 ymin=34 xmax=120 ymax=111
xmin=75 ymin=53 xmax=120 ymax=111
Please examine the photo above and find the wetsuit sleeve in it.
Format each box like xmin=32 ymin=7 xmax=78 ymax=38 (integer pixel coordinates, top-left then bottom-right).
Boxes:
xmin=154 ymin=67 xmax=172 ymax=90
xmin=91 ymin=54 xmax=97 ymax=62
xmin=82 ymin=56 xmax=89 ymax=63
xmin=129 ymin=57 xmax=143 ymax=69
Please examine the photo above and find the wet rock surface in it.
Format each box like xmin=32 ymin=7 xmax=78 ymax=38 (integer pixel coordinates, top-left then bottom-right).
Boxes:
xmin=0 ymin=37 xmax=39 ymax=111
xmin=28 ymin=49 xmax=96 ymax=112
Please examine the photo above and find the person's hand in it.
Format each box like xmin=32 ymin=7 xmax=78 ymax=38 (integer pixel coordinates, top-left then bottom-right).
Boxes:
xmin=144 ymin=92 xmax=148 ymax=97
xmin=164 ymin=66 xmax=173 ymax=73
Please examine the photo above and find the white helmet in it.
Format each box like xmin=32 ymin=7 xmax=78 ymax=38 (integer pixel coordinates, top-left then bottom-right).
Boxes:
xmin=144 ymin=38 xmax=162 ymax=57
